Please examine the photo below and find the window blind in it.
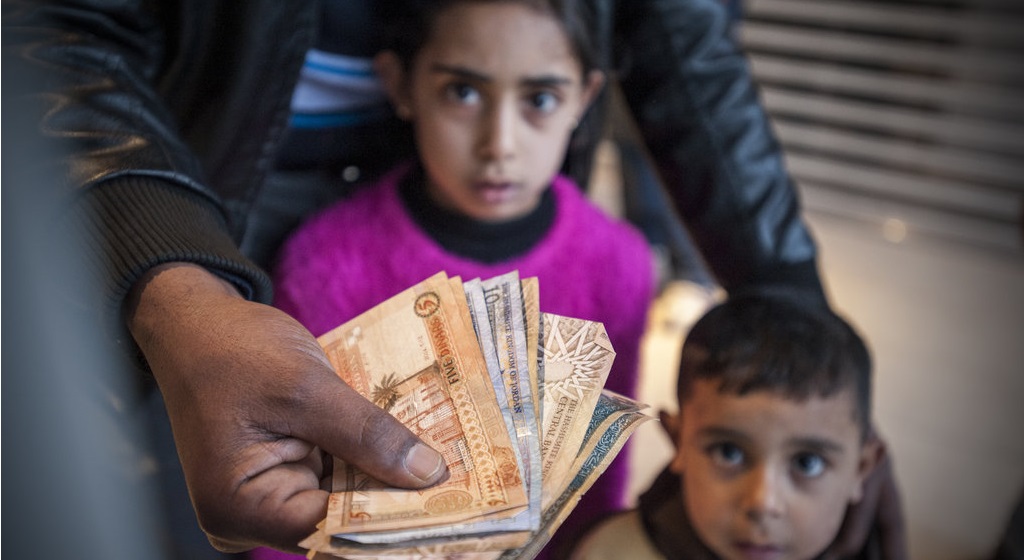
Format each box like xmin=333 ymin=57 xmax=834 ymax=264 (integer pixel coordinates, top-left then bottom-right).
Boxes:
xmin=739 ymin=0 xmax=1024 ymax=254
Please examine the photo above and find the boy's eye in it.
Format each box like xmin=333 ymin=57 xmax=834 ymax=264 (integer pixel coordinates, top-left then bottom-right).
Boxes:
xmin=446 ymin=83 xmax=480 ymax=104
xmin=792 ymin=452 xmax=826 ymax=478
xmin=527 ymin=91 xmax=560 ymax=114
xmin=708 ymin=442 xmax=745 ymax=468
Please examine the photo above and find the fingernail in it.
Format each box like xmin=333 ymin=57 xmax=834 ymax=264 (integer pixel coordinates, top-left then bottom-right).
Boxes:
xmin=405 ymin=443 xmax=445 ymax=483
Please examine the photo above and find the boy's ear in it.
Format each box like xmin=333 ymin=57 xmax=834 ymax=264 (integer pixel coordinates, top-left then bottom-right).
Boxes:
xmin=374 ymin=51 xmax=413 ymax=120
xmin=658 ymin=409 xmax=680 ymax=443
xmin=576 ymin=70 xmax=605 ymax=122
xmin=659 ymin=409 xmax=687 ymax=474
xmin=850 ymin=435 xmax=885 ymax=503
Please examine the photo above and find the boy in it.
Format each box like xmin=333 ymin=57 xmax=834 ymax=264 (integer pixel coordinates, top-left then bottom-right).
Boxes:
xmin=572 ymin=294 xmax=892 ymax=560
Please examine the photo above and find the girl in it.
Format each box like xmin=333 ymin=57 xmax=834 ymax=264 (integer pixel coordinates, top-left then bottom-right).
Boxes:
xmin=267 ymin=0 xmax=655 ymax=557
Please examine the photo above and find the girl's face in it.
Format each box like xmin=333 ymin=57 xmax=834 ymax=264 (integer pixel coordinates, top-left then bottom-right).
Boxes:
xmin=376 ymin=1 xmax=603 ymax=222
xmin=665 ymin=380 xmax=880 ymax=560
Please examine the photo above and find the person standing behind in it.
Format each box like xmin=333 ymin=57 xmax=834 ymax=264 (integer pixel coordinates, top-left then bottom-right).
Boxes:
xmin=264 ymin=0 xmax=654 ymax=557
xmin=570 ymin=294 xmax=907 ymax=560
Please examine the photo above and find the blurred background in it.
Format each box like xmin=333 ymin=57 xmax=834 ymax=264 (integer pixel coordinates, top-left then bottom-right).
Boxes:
xmin=622 ymin=1 xmax=1024 ymax=559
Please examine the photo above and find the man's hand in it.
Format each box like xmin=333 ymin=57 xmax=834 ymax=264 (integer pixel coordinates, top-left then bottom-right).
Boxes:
xmin=126 ymin=263 xmax=447 ymax=553
xmin=823 ymin=432 xmax=908 ymax=560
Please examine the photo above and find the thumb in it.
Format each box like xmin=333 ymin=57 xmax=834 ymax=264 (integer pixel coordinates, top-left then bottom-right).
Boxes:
xmin=299 ymin=372 xmax=448 ymax=488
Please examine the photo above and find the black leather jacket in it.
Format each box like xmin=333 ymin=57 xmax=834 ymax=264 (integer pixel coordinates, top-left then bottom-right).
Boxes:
xmin=5 ymin=0 xmax=824 ymax=328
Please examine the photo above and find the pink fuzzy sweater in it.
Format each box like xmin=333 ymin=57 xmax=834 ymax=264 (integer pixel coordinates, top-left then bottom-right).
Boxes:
xmin=264 ymin=165 xmax=654 ymax=559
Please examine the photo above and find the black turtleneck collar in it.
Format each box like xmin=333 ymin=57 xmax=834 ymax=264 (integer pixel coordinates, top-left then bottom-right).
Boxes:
xmin=398 ymin=164 xmax=556 ymax=264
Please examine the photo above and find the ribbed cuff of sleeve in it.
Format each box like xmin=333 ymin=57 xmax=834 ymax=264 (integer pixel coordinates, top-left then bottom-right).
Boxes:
xmin=67 ymin=175 xmax=273 ymax=334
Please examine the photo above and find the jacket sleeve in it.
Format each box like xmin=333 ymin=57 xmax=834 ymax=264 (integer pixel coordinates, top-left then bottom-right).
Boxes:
xmin=613 ymin=0 xmax=828 ymax=305
xmin=3 ymin=0 xmax=273 ymax=333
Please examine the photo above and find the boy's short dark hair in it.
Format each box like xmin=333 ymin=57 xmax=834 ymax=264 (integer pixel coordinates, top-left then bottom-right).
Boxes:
xmin=677 ymin=294 xmax=873 ymax=438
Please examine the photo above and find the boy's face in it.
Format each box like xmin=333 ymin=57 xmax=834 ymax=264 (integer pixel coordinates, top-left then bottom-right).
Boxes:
xmin=665 ymin=379 xmax=878 ymax=560
xmin=375 ymin=1 xmax=602 ymax=222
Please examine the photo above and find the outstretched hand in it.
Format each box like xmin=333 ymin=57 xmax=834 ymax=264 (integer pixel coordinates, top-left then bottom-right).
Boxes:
xmin=822 ymin=431 xmax=908 ymax=560
xmin=126 ymin=263 xmax=448 ymax=553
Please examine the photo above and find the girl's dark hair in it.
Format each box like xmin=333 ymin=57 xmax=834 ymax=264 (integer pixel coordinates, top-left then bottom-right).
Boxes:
xmin=376 ymin=0 xmax=600 ymax=76
xmin=677 ymin=294 xmax=873 ymax=438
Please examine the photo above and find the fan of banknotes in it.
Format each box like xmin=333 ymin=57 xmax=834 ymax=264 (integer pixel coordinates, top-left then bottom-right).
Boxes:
xmin=299 ymin=271 xmax=651 ymax=559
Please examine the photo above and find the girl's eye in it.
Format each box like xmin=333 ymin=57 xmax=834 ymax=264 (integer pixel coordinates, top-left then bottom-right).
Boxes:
xmin=793 ymin=453 xmax=826 ymax=478
xmin=446 ymin=83 xmax=480 ymax=105
xmin=708 ymin=442 xmax=745 ymax=469
xmin=527 ymin=91 xmax=560 ymax=114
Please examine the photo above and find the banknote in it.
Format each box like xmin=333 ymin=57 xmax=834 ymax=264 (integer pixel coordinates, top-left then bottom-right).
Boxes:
xmin=365 ymin=274 xmax=545 ymax=539
xmin=301 ymin=521 xmax=530 ymax=558
xmin=355 ymin=340 xmax=635 ymax=560
xmin=342 ymin=277 xmax=536 ymax=543
xmin=537 ymin=313 xmax=615 ymax=506
xmin=480 ymin=272 xmax=542 ymax=530
xmin=519 ymin=277 xmax=542 ymax=426
xmin=318 ymin=272 xmax=528 ymax=537
xmin=453 ymin=391 xmax=651 ymax=560
xmin=464 ymin=277 xmax=524 ymax=494
xmin=300 ymin=273 xmax=647 ymax=560
xmin=302 ymin=391 xmax=650 ymax=560
xmin=496 ymin=391 xmax=652 ymax=560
